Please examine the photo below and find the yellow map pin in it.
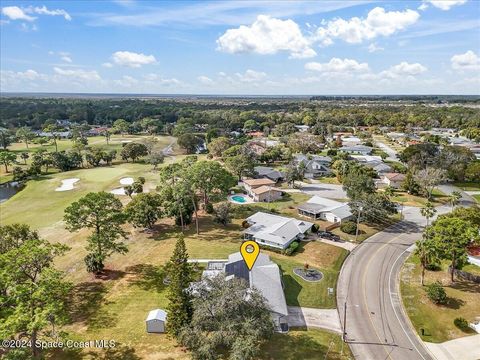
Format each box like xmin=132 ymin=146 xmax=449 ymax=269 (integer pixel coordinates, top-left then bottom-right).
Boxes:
xmin=240 ymin=240 xmax=260 ymax=271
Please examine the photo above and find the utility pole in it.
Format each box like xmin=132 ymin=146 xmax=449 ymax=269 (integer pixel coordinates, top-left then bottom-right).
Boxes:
xmin=343 ymin=301 xmax=347 ymax=342
xmin=354 ymin=205 xmax=363 ymax=243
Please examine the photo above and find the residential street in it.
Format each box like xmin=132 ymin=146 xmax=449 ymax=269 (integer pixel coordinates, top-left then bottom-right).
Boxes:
xmin=375 ymin=140 xmax=399 ymax=162
xmin=336 ymin=184 xmax=476 ymax=360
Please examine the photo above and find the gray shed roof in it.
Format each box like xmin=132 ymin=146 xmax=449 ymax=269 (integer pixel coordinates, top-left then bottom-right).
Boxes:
xmin=146 ymin=309 xmax=167 ymax=322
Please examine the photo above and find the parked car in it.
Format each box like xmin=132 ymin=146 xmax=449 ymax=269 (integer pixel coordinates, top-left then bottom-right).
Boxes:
xmin=318 ymin=231 xmax=341 ymax=242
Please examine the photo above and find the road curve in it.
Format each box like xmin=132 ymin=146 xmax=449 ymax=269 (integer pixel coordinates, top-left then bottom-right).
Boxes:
xmin=336 ymin=182 xmax=476 ymax=360
xmin=337 ymin=206 xmax=434 ymax=360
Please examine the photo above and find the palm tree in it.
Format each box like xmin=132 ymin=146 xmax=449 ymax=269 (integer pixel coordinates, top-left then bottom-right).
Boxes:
xmin=420 ymin=201 xmax=436 ymax=227
xmin=415 ymin=235 xmax=437 ymax=286
xmin=449 ymin=191 xmax=462 ymax=211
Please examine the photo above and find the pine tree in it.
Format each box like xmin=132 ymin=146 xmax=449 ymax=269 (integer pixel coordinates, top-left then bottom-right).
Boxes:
xmin=166 ymin=234 xmax=193 ymax=338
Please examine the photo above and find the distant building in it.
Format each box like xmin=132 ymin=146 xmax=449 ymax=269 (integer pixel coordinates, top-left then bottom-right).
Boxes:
xmin=339 ymin=145 xmax=373 ymax=155
xmin=146 ymin=309 xmax=167 ymax=333
xmin=244 ymin=212 xmax=313 ymax=249
xmin=254 ymin=166 xmax=285 ymax=182
xmin=297 ymin=196 xmax=353 ymax=223
xmin=351 ymin=155 xmax=392 ymax=175
xmin=381 ymin=173 xmax=406 ymax=189
xmin=293 ymin=154 xmax=332 ymax=178
xmin=194 ymin=252 xmax=289 ymax=332
xmin=294 ymin=125 xmax=310 ymax=132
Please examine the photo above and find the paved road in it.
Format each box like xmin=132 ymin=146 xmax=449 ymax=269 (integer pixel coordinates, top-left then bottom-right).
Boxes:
xmin=375 ymin=141 xmax=399 ymax=162
xmin=336 ymin=184 xmax=475 ymax=360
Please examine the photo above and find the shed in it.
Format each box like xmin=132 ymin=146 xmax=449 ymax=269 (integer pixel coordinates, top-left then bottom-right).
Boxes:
xmin=146 ymin=309 xmax=167 ymax=333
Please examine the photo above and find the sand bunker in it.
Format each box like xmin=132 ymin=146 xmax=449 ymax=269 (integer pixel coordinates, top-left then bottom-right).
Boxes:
xmin=55 ymin=178 xmax=80 ymax=192
xmin=110 ymin=188 xmax=126 ymax=195
xmin=120 ymin=177 xmax=134 ymax=185
xmin=121 ymin=140 xmax=132 ymax=143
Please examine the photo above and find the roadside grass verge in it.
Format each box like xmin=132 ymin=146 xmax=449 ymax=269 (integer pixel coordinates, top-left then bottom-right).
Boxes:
xmin=400 ymin=255 xmax=480 ymax=343
xmin=260 ymin=328 xmax=352 ymax=360
xmin=453 ymin=181 xmax=480 ymax=192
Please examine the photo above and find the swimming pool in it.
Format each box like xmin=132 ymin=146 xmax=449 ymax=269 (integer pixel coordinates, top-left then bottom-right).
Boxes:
xmin=231 ymin=195 xmax=247 ymax=203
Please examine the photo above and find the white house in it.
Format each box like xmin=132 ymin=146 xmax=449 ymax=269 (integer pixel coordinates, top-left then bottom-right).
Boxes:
xmin=244 ymin=212 xmax=313 ymax=249
xmin=339 ymin=145 xmax=373 ymax=155
xmin=381 ymin=173 xmax=406 ymax=189
xmin=297 ymin=196 xmax=353 ymax=223
xmin=146 ymin=309 xmax=167 ymax=333
xmin=294 ymin=154 xmax=332 ymax=178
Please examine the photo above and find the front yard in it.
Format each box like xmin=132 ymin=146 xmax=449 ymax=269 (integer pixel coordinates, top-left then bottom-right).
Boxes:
xmin=401 ymin=255 xmax=480 ymax=343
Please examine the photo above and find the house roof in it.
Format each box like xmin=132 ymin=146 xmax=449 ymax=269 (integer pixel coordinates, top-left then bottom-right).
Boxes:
xmin=254 ymin=166 xmax=285 ymax=180
xmin=223 ymin=252 xmax=288 ymax=316
xmin=146 ymin=309 xmax=167 ymax=322
xmin=245 ymin=212 xmax=313 ymax=247
xmin=339 ymin=145 xmax=373 ymax=152
xmin=298 ymin=196 xmax=352 ymax=219
xmin=251 ymin=186 xmax=283 ymax=195
xmin=384 ymin=172 xmax=406 ymax=181
xmin=243 ymin=178 xmax=276 ymax=187
xmin=294 ymin=154 xmax=332 ymax=164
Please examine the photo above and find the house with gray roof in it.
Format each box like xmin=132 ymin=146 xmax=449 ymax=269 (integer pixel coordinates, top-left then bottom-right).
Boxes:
xmin=196 ymin=252 xmax=289 ymax=332
xmin=254 ymin=166 xmax=285 ymax=182
xmin=297 ymin=196 xmax=353 ymax=223
xmin=244 ymin=212 xmax=313 ymax=249
xmin=339 ymin=145 xmax=373 ymax=155
xmin=294 ymin=154 xmax=332 ymax=178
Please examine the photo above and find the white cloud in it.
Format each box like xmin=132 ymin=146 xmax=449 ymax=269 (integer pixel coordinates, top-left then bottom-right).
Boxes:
xmin=143 ymin=73 xmax=181 ymax=85
xmin=451 ymin=50 xmax=480 ymax=70
xmin=102 ymin=62 xmax=113 ymax=68
xmin=305 ymin=58 xmax=369 ymax=73
xmin=421 ymin=0 xmax=467 ymax=11
xmin=61 ymin=55 xmax=72 ymax=63
xmin=30 ymin=5 xmax=71 ymax=21
xmin=216 ymin=15 xmax=316 ymax=59
xmin=235 ymin=69 xmax=267 ymax=82
xmin=1 ymin=6 xmax=36 ymax=21
xmin=314 ymin=7 xmax=420 ymax=45
xmin=111 ymin=51 xmax=156 ymax=67
xmin=368 ymin=43 xmax=384 ymax=52
xmin=53 ymin=67 xmax=101 ymax=81
xmin=197 ymin=75 xmax=214 ymax=85
xmin=380 ymin=61 xmax=427 ymax=78
xmin=114 ymin=75 xmax=138 ymax=87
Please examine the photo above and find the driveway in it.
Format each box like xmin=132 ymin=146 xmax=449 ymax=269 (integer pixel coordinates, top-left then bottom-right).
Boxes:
xmin=319 ymin=238 xmax=356 ymax=251
xmin=424 ymin=334 xmax=480 ymax=360
xmin=287 ymin=306 xmax=342 ymax=333
xmin=298 ymin=182 xmax=347 ymax=199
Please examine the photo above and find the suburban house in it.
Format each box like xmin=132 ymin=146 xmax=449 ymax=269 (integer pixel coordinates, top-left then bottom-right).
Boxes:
xmin=351 ymin=155 xmax=393 ymax=175
xmin=194 ymin=252 xmax=289 ymax=332
xmin=145 ymin=309 xmax=167 ymax=333
xmin=243 ymin=178 xmax=283 ymax=202
xmin=340 ymin=136 xmax=362 ymax=146
xmin=339 ymin=145 xmax=373 ymax=155
xmin=297 ymin=196 xmax=353 ymax=223
xmin=294 ymin=125 xmax=310 ymax=132
xmin=294 ymin=154 xmax=332 ymax=178
xmin=244 ymin=212 xmax=313 ymax=249
xmin=381 ymin=173 xmax=406 ymax=189
xmin=254 ymin=166 xmax=285 ymax=182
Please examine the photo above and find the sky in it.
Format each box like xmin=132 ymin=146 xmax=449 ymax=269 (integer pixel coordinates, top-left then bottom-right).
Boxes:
xmin=1 ymin=0 xmax=479 ymax=95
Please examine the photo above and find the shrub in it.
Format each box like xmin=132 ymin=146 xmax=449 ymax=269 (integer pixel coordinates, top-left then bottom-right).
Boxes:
xmin=425 ymin=281 xmax=447 ymax=304
xmin=205 ymin=202 xmax=214 ymax=214
xmin=326 ymin=149 xmax=337 ymax=156
xmin=340 ymin=221 xmax=357 ymax=235
xmin=311 ymin=224 xmax=319 ymax=233
xmin=284 ymin=241 xmax=299 ymax=256
xmin=454 ymin=317 xmax=470 ymax=332
xmin=284 ymin=247 xmax=294 ymax=256
xmin=425 ymin=263 xmax=441 ymax=271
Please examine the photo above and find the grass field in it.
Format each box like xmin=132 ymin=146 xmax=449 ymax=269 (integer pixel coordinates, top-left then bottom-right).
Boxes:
xmin=391 ymin=188 xmax=449 ymax=207
xmin=0 ymin=135 xmax=177 ymax=184
xmin=453 ymin=181 xmax=480 ymax=192
xmin=401 ymin=255 xmax=480 ymax=343
xmin=1 ymin=162 xmax=349 ymax=359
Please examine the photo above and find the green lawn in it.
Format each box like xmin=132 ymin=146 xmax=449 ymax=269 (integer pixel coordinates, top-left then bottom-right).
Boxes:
xmin=401 ymin=255 xmax=480 ymax=343
xmin=453 ymin=181 xmax=480 ymax=192
xmin=472 ymin=194 xmax=480 ymax=203
xmin=391 ymin=188 xmax=449 ymax=207
xmin=260 ymin=328 xmax=352 ymax=360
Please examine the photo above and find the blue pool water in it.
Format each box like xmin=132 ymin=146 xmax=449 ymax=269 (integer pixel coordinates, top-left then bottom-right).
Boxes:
xmin=232 ymin=195 xmax=247 ymax=203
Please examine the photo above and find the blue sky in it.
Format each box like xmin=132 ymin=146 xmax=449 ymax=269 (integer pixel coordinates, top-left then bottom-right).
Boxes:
xmin=1 ymin=0 xmax=479 ymax=94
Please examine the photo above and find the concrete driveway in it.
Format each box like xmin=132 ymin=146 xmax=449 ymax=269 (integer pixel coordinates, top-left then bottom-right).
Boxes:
xmin=424 ymin=334 xmax=480 ymax=360
xmin=287 ymin=306 xmax=342 ymax=333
